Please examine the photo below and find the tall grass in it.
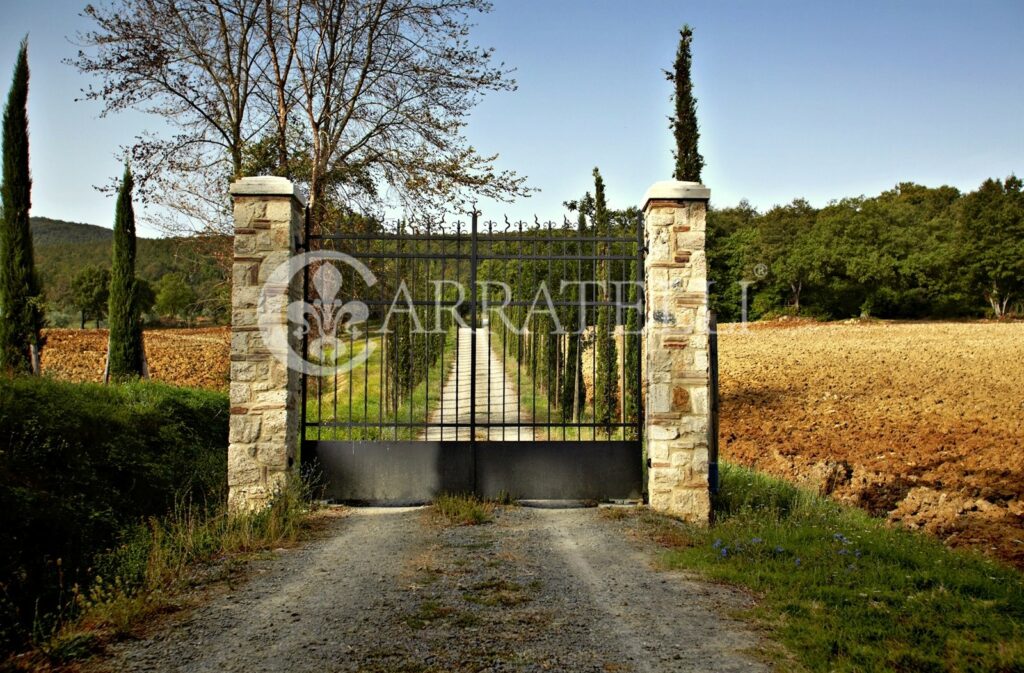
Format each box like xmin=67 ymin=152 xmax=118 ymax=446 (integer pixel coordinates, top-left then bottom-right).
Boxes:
xmin=433 ymin=493 xmax=495 ymax=525
xmin=40 ymin=480 xmax=312 ymax=663
xmin=0 ymin=377 xmax=228 ymax=653
xmin=651 ymin=463 xmax=1024 ymax=672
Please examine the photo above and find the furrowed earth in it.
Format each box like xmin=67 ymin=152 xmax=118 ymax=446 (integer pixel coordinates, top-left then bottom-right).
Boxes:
xmin=39 ymin=321 xmax=1024 ymax=567
xmin=719 ymin=319 xmax=1024 ymax=568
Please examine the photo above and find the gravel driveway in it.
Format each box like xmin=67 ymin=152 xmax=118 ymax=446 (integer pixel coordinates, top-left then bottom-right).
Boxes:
xmin=94 ymin=506 xmax=768 ymax=672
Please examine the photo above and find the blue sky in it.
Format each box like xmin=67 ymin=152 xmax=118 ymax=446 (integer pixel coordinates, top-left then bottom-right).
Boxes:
xmin=1 ymin=0 xmax=1022 ymax=236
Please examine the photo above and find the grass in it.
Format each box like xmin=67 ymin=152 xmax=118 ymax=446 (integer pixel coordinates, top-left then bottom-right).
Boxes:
xmin=634 ymin=463 xmax=1024 ymax=673
xmin=305 ymin=331 xmax=457 ymax=441
xmin=462 ymin=578 xmax=531 ymax=607
xmin=30 ymin=480 xmax=314 ymax=667
xmin=433 ymin=493 xmax=496 ymax=525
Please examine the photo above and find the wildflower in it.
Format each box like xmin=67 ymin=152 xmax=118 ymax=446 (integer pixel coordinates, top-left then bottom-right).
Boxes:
xmin=712 ymin=539 xmax=722 ymax=549
xmin=794 ymin=557 xmax=801 ymax=567
xmin=751 ymin=537 xmax=763 ymax=544
xmin=774 ymin=546 xmax=784 ymax=554
xmin=720 ymin=547 xmax=729 ymax=558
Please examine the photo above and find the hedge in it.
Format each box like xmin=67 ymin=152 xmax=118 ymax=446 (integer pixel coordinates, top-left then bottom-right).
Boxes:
xmin=0 ymin=376 xmax=227 ymax=652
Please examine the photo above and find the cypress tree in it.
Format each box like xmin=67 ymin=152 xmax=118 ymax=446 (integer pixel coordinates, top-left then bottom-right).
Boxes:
xmin=560 ymin=208 xmax=587 ymax=420
xmin=106 ymin=165 xmax=145 ymax=380
xmin=624 ymin=258 xmax=641 ymax=437
xmin=0 ymin=39 xmax=43 ymax=375
xmin=668 ymin=25 xmax=703 ymax=183
xmin=592 ymin=168 xmax=618 ymax=433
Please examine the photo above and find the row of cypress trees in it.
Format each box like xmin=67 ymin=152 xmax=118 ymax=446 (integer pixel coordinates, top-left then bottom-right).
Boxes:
xmin=484 ymin=167 xmax=641 ymax=438
xmin=0 ymin=40 xmax=145 ymax=381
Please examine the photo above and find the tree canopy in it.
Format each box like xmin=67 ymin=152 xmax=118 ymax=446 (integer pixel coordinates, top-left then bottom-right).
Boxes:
xmin=71 ymin=0 xmax=532 ymax=232
xmin=708 ymin=177 xmax=1024 ymax=321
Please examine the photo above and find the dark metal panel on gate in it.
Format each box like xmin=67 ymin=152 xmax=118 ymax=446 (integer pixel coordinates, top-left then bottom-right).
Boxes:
xmin=475 ymin=441 xmax=642 ymax=501
xmin=305 ymin=439 xmax=642 ymax=503
xmin=306 ymin=440 xmax=474 ymax=504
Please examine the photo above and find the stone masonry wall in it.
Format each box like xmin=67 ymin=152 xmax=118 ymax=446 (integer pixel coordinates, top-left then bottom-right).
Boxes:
xmin=228 ymin=177 xmax=305 ymax=512
xmin=643 ymin=182 xmax=712 ymax=522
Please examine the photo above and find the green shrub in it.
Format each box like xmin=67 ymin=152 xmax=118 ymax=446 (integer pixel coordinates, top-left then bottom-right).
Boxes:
xmin=0 ymin=376 xmax=227 ymax=652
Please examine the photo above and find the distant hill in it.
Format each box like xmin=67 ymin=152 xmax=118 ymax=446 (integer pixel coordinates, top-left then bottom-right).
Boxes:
xmin=29 ymin=217 xmax=229 ymax=324
xmin=30 ymin=217 xmax=116 ymax=247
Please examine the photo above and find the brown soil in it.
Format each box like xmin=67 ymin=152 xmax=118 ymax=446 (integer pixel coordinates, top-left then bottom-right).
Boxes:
xmin=41 ymin=327 xmax=229 ymax=391
xmin=719 ymin=320 xmax=1024 ymax=568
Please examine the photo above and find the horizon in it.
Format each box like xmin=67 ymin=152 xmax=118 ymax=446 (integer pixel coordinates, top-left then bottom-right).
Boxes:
xmin=1 ymin=0 xmax=1022 ymax=235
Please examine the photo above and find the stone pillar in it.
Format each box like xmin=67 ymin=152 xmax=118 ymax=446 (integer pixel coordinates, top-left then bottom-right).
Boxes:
xmin=228 ymin=177 xmax=305 ymax=512
xmin=642 ymin=180 xmax=712 ymax=522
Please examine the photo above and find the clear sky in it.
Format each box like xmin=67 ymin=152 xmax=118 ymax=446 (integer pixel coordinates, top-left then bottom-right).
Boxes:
xmin=1 ymin=0 xmax=1022 ymax=236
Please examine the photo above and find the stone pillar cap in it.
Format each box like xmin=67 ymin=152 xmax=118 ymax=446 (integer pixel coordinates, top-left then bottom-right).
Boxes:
xmin=230 ymin=176 xmax=307 ymax=207
xmin=643 ymin=180 xmax=710 ymax=209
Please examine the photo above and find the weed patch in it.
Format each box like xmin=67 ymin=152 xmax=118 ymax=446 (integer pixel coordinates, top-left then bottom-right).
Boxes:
xmin=463 ymin=578 xmax=531 ymax=607
xmin=433 ymin=494 xmax=495 ymax=526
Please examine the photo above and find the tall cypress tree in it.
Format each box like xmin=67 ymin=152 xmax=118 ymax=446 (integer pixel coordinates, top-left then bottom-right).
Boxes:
xmin=668 ymin=25 xmax=703 ymax=183
xmin=0 ymin=39 xmax=43 ymax=375
xmin=592 ymin=168 xmax=618 ymax=433
xmin=106 ymin=165 xmax=145 ymax=380
xmin=560 ymin=208 xmax=587 ymax=419
xmin=624 ymin=258 xmax=641 ymax=437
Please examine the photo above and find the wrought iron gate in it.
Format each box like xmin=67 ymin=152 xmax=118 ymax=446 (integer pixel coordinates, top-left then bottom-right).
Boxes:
xmin=300 ymin=211 xmax=644 ymax=503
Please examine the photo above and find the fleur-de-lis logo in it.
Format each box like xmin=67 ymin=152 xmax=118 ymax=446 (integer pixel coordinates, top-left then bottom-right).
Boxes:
xmin=259 ymin=250 xmax=377 ymax=376
xmin=288 ymin=263 xmax=370 ymax=365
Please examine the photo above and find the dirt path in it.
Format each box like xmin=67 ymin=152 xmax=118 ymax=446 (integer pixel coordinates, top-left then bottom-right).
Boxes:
xmin=423 ymin=324 xmax=533 ymax=440
xmin=94 ymin=507 xmax=767 ymax=673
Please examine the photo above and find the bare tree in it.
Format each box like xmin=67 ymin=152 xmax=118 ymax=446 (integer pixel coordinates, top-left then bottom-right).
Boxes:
xmin=72 ymin=0 xmax=267 ymax=234
xmin=72 ymin=0 xmax=531 ymax=234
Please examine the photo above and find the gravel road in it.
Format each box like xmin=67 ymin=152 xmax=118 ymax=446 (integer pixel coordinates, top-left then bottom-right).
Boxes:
xmin=93 ymin=507 xmax=768 ymax=672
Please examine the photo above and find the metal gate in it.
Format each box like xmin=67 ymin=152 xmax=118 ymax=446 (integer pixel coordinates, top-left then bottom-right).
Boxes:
xmin=300 ymin=211 xmax=644 ymax=503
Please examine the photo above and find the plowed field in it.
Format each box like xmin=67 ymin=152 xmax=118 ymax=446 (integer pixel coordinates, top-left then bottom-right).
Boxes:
xmin=40 ymin=327 xmax=229 ymax=391
xmin=719 ymin=320 xmax=1024 ymax=568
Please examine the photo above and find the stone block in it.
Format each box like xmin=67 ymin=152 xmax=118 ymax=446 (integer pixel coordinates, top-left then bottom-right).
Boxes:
xmin=230 ymin=415 xmax=262 ymax=443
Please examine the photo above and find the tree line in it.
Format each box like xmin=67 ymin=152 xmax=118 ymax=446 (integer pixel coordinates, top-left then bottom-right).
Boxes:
xmin=707 ymin=178 xmax=1024 ymax=322
xmin=31 ymin=218 xmax=230 ymax=328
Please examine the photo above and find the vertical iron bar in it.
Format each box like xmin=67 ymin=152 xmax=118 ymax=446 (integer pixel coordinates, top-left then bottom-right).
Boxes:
xmin=439 ymin=222 xmax=447 ymax=437
xmin=591 ymin=218 xmax=598 ymax=441
xmin=377 ymin=231 xmax=385 ymax=439
xmin=300 ymin=207 xmax=310 ymax=454
xmin=455 ymin=221 xmax=461 ymax=439
xmin=560 ymin=221 xmax=567 ymax=441
xmin=636 ymin=211 xmax=645 ymax=444
xmin=470 ymin=212 xmax=479 ymax=489
xmin=517 ymin=221 xmax=523 ymax=439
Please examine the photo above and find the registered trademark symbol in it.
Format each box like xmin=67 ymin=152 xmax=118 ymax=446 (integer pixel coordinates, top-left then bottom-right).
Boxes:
xmin=753 ymin=263 xmax=768 ymax=279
